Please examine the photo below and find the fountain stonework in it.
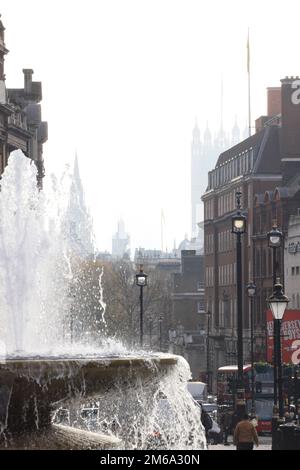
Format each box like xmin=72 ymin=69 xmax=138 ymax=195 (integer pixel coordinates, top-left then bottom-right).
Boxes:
xmin=0 ymin=355 xmax=178 ymax=449
xmin=0 ymin=151 xmax=206 ymax=450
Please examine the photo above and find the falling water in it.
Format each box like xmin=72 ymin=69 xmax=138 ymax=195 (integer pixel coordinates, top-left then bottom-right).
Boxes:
xmin=0 ymin=150 xmax=206 ymax=450
xmin=0 ymin=150 xmax=108 ymax=355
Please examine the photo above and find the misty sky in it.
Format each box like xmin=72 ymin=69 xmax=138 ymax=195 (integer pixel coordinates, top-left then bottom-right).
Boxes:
xmin=1 ymin=0 xmax=300 ymax=253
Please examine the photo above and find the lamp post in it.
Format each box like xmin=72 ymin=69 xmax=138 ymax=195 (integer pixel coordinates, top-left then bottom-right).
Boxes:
xmin=135 ymin=265 xmax=148 ymax=347
xmin=149 ymin=316 xmax=153 ymax=349
xmin=159 ymin=315 xmax=163 ymax=351
xmin=206 ymin=310 xmax=211 ymax=394
xmin=268 ymin=279 xmax=289 ymax=450
xmin=268 ymin=280 xmax=289 ymax=419
xmin=267 ymin=224 xmax=283 ymax=434
xmin=232 ymin=190 xmax=247 ymax=420
xmin=246 ymin=282 xmax=256 ymax=416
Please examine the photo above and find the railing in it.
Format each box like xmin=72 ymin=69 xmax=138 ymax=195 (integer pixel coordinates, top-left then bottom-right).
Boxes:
xmin=8 ymin=115 xmax=27 ymax=130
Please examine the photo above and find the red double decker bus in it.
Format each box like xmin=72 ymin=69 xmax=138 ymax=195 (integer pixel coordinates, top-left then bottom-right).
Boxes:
xmin=217 ymin=363 xmax=286 ymax=434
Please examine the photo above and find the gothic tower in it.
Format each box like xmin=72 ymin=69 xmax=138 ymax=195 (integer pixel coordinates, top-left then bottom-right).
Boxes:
xmin=191 ymin=119 xmax=202 ymax=237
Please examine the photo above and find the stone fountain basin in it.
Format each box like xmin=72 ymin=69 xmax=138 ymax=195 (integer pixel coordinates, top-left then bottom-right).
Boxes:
xmin=0 ymin=354 xmax=178 ymax=445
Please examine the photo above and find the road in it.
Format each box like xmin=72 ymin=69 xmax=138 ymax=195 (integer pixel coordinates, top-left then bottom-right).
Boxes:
xmin=208 ymin=435 xmax=271 ymax=450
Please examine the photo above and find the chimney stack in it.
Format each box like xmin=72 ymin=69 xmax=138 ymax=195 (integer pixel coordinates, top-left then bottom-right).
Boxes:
xmin=281 ymin=76 xmax=300 ymax=160
xmin=267 ymin=87 xmax=281 ymax=116
xmin=23 ymin=69 xmax=33 ymax=94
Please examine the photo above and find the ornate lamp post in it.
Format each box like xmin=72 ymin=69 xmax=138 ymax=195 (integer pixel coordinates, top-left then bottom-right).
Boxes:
xmin=232 ymin=190 xmax=247 ymax=420
xmin=268 ymin=279 xmax=289 ymax=449
xmin=206 ymin=310 xmax=211 ymax=394
xmin=267 ymin=224 xmax=283 ymax=285
xmin=267 ymin=224 xmax=283 ymax=442
xmin=246 ymin=281 xmax=256 ymax=416
xmin=159 ymin=315 xmax=163 ymax=351
xmin=135 ymin=265 xmax=148 ymax=347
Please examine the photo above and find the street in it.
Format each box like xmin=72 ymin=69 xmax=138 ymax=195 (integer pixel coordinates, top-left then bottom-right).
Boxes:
xmin=208 ymin=435 xmax=272 ymax=450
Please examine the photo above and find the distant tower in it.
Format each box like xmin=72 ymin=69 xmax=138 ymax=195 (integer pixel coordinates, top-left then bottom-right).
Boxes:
xmin=112 ymin=219 xmax=130 ymax=259
xmin=65 ymin=154 xmax=94 ymax=256
xmin=203 ymin=122 xmax=212 ymax=154
xmin=231 ymin=117 xmax=240 ymax=146
xmin=242 ymin=122 xmax=249 ymax=140
xmin=191 ymin=119 xmax=203 ymax=237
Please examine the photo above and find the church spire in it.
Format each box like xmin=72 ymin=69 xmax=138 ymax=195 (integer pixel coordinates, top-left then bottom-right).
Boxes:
xmin=192 ymin=117 xmax=200 ymax=143
xmin=231 ymin=116 xmax=240 ymax=146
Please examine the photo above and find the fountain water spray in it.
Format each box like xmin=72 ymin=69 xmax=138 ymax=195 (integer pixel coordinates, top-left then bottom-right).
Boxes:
xmin=0 ymin=150 xmax=206 ymax=449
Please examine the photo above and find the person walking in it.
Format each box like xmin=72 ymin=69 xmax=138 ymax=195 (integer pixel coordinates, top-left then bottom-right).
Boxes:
xmin=233 ymin=413 xmax=259 ymax=450
xmin=221 ymin=410 xmax=233 ymax=445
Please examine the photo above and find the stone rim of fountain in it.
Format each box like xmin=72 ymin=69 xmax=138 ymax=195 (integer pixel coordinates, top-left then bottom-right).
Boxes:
xmin=0 ymin=354 xmax=179 ymax=449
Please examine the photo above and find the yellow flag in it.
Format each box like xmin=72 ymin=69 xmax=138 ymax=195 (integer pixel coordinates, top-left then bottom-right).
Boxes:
xmin=247 ymin=28 xmax=250 ymax=74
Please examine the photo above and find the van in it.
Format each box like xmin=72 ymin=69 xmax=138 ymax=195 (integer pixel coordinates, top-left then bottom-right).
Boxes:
xmin=187 ymin=381 xmax=208 ymax=403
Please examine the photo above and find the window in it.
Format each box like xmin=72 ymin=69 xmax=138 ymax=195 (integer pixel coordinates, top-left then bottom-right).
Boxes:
xmin=296 ymin=267 xmax=299 ymax=276
xmin=197 ymin=281 xmax=204 ymax=291
xmin=292 ymin=267 xmax=295 ymax=276
xmin=197 ymin=299 xmax=205 ymax=313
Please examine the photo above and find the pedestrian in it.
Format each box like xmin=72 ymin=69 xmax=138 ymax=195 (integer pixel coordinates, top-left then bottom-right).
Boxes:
xmin=233 ymin=413 xmax=259 ymax=450
xmin=200 ymin=405 xmax=213 ymax=439
xmin=222 ymin=410 xmax=232 ymax=445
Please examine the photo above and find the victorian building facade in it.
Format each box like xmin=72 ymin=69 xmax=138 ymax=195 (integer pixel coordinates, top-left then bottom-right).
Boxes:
xmin=0 ymin=15 xmax=48 ymax=187
xmin=202 ymin=77 xmax=300 ymax=390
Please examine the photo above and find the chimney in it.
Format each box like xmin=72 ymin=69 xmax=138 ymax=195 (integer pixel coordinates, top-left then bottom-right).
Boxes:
xmin=267 ymin=87 xmax=281 ymax=116
xmin=281 ymin=76 xmax=300 ymax=160
xmin=23 ymin=69 xmax=33 ymax=94
xmin=255 ymin=87 xmax=282 ymax=133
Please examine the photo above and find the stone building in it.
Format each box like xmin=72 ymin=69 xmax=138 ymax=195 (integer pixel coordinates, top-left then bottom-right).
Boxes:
xmin=191 ymin=119 xmax=246 ymax=237
xmin=169 ymin=250 xmax=206 ymax=380
xmin=0 ymin=15 xmax=47 ymax=187
xmin=112 ymin=219 xmax=130 ymax=259
xmin=202 ymin=77 xmax=300 ymax=390
xmin=284 ymin=215 xmax=300 ymax=310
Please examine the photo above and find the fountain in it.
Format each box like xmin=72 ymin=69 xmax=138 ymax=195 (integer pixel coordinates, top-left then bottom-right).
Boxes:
xmin=0 ymin=151 xmax=206 ymax=450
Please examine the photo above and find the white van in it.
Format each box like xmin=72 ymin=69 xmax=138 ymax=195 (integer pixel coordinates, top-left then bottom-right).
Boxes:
xmin=186 ymin=381 xmax=208 ymax=403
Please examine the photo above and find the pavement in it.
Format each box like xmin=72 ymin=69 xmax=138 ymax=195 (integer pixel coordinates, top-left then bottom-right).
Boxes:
xmin=208 ymin=435 xmax=272 ymax=450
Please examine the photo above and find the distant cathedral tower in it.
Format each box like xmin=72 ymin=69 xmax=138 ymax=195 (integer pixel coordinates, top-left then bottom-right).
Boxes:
xmin=190 ymin=118 xmax=242 ymax=236
xmin=231 ymin=118 xmax=240 ymax=146
xmin=191 ymin=120 xmax=202 ymax=237
xmin=112 ymin=219 xmax=130 ymax=259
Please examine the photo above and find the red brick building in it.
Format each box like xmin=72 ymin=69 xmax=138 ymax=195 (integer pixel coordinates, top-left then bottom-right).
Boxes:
xmin=202 ymin=77 xmax=300 ymax=390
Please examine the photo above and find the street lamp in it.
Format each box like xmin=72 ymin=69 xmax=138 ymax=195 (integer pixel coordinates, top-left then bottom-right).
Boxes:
xmin=267 ymin=223 xmax=283 ymax=433
xmin=135 ymin=265 xmax=148 ymax=347
xmin=268 ymin=279 xmax=289 ymax=419
xmin=159 ymin=315 xmax=163 ymax=351
xmin=268 ymin=279 xmax=289 ymax=450
xmin=206 ymin=310 xmax=211 ymax=394
xmin=246 ymin=281 xmax=256 ymax=416
xmin=232 ymin=190 xmax=247 ymax=420
xmin=148 ymin=316 xmax=153 ymax=349
xmin=267 ymin=224 xmax=283 ymax=285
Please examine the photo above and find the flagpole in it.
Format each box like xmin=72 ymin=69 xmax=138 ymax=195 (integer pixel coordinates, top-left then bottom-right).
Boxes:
xmin=247 ymin=28 xmax=251 ymax=138
xmin=161 ymin=209 xmax=164 ymax=252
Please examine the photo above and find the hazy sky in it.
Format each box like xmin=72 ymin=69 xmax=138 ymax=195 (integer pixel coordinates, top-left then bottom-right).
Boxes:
xmin=1 ymin=0 xmax=300 ymax=253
